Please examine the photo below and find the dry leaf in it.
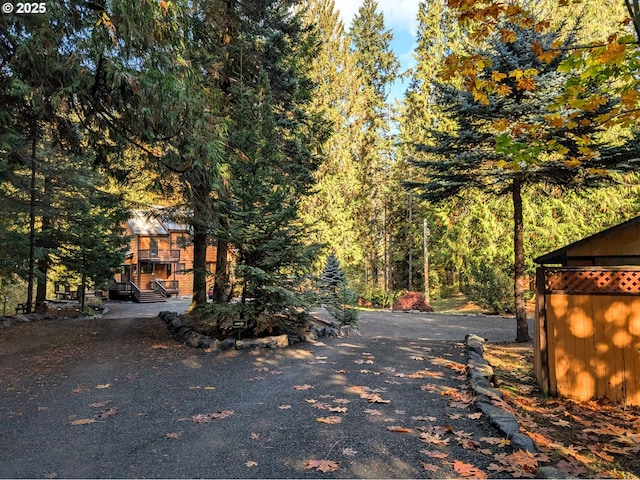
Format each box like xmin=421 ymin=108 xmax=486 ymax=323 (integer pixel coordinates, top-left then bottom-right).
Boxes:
xmin=279 ymin=405 xmax=292 ymax=410
xmin=342 ymin=448 xmax=358 ymax=456
xmin=305 ymin=459 xmax=339 ymax=472
xmin=420 ymin=449 xmax=448 ymax=459
xmin=412 ymin=415 xmax=437 ymax=422
xmin=329 ymin=406 xmax=348 ymax=413
xmin=334 ymin=398 xmax=351 ymax=404
xmin=316 ymin=416 xmax=342 ymax=424
xmin=245 ymin=461 xmax=258 ymax=468
xmin=388 ymin=426 xmax=412 ymax=433
xmin=480 ymin=437 xmax=510 ymax=447
xmin=95 ymin=384 xmax=111 ymax=389
xmin=95 ymin=407 xmax=118 ymax=419
xmin=151 ymin=344 xmax=169 ymax=349
xmin=419 ymin=433 xmax=450 ymax=446
xmin=71 ymin=418 xmax=97 ymax=425
xmin=468 ymin=412 xmax=482 ymax=419
xmin=293 ymin=384 xmax=313 ymax=390
xmin=422 ymin=463 xmax=441 ymax=472
xmin=364 ymin=408 xmax=382 ymax=415
xmin=192 ymin=410 xmax=234 ymax=423
xmin=250 ymin=432 xmax=260 ymax=440
xmin=89 ymin=401 xmax=110 ymax=408
xmin=454 ymin=460 xmax=487 ymax=479
xmin=165 ymin=432 xmax=182 ymax=439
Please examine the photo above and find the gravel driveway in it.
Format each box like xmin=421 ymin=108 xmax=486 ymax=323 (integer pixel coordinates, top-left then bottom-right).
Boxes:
xmin=0 ymin=302 xmax=532 ymax=478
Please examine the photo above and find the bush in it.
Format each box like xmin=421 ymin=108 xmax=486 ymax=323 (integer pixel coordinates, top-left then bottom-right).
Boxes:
xmin=466 ymin=261 xmax=513 ymax=314
xmin=392 ymin=291 xmax=434 ymax=312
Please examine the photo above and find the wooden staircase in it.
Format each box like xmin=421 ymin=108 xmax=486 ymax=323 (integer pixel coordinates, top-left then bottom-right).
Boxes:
xmin=137 ymin=290 xmax=166 ymax=303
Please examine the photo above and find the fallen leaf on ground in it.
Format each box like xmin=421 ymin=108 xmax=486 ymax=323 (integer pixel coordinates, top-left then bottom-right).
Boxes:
xmin=480 ymin=437 xmax=511 ymax=447
xmin=250 ymin=432 xmax=260 ymax=439
xmin=413 ymin=415 xmax=437 ymax=422
xmin=555 ymin=459 xmax=587 ymax=477
xmin=279 ymin=405 xmax=292 ymax=410
xmin=334 ymin=398 xmax=351 ymax=404
xmin=316 ymin=416 xmax=342 ymax=424
xmin=151 ymin=344 xmax=169 ymax=349
xmin=305 ymin=459 xmax=339 ymax=472
xmin=71 ymin=418 xmax=97 ymax=425
xmin=454 ymin=460 xmax=487 ymax=479
xmin=364 ymin=409 xmax=383 ymax=415
xmin=342 ymin=448 xmax=358 ymax=456
xmin=419 ymin=433 xmax=450 ymax=446
xmin=95 ymin=384 xmax=111 ymax=389
xmin=293 ymin=384 xmax=313 ymax=390
xmin=420 ymin=449 xmax=448 ymax=459
xmin=95 ymin=407 xmax=118 ymax=418
xmin=551 ymin=418 xmax=571 ymax=427
xmin=89 ymin=401 xmax=110 ymax=408
xmin=165 ymin=432 xmax=182 ymax=439
xmin=192 ymin=410 xmax=234 ymax=423
xmin=245 ymin=461 xmax=258 ymax=468
xmin=329 ymin=406 xmax=348 ymax=413
xmin=422 ymin=463 xmax=441 ymax=472
xmin=388 ymin=426 xmax=412 ymax=433
xmin=468 ymin=412 xmax=482 ymax=419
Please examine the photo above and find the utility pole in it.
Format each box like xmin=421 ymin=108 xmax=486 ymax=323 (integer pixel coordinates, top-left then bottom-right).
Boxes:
xmin=408 ymin=196 xmax=413 ymax=291
xmin=423 ymin=219 xmax=430 ymax=303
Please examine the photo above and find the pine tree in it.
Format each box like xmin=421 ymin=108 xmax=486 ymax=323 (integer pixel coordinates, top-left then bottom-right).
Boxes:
xmin=320 ymin=253 xmax=345 ymax=290
xmin=349 ymin=0 xmax=399 ymax=291
xmin=406 ymin=16 xmax=635 ymax=342
xmin=319 ymin=253 xmax=357 ymax=325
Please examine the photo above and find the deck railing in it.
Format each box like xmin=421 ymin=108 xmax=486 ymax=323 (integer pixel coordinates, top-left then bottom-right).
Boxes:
xmin=138 ymin=249 xmax=181 ymax=261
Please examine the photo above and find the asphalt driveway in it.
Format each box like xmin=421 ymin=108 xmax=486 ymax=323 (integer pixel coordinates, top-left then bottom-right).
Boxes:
xmin=0 ymin=303 xmax=532 ymax=478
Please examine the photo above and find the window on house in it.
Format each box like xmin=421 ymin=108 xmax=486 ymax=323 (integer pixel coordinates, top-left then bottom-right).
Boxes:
xmin=178 ymin=263 xmax=186 ymax=274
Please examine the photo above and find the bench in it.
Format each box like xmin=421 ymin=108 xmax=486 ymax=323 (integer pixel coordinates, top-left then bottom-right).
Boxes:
xmin=15 ymin=303 xmax=29 ymax=314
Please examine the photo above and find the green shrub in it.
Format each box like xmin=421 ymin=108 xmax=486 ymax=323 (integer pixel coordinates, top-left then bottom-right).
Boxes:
xmin=466 ymin=261 xmax=514 ymax=314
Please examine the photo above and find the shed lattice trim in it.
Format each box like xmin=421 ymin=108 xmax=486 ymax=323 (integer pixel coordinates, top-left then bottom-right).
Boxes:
xmin=545 ymin=268 xmax=640 ymax=295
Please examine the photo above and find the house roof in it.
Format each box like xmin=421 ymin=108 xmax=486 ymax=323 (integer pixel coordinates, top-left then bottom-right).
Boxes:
xmin=127 ymin=208 xmax=191 ymax=235
xmin=534 ymin=216 xmax=640 ymax=265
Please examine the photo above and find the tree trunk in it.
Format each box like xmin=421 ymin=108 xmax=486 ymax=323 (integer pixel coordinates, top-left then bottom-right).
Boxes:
xmin=26 ymin=132 xmax=37 ymax=314
xmin=191 ymin=224 xmax=208 ymax=308
xmin=35 ymin=177 xmax=53 ymax=313
xmin=211 ymin=237 xmax=229 ymax=302
xmin=512 ymin=180 xmax=531 ymax=342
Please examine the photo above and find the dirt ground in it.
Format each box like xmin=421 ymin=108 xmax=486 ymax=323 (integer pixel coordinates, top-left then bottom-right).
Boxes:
xmin=484 ymin=344 xmax=640 ymax=478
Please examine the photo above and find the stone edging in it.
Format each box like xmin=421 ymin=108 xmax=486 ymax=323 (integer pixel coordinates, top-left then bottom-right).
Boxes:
xmin=465 ymin=334 xmax=537 ymax=453
xmin=464 ymin=334 xmax=569 ymax=479
xmin=158 ymin=311 xmax=352 ymax=351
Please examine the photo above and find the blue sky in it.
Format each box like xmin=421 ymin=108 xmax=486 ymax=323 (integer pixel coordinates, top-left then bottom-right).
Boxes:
xmin=334 ymin=0 xmax=421 ymax=102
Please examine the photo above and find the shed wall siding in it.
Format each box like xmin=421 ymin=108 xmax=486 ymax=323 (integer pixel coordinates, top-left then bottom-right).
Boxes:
xmin=568 ymin=223 xmax=640 ymax=258
xmin=545 ymin=293 xmax=640 ymax=406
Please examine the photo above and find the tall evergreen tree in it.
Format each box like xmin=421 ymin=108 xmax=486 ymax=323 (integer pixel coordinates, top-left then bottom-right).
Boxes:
xmin=406 ymin=17 xmax=635 ymax=342
xmin=349 ymin=0 xmax=399 ymax=291
xmin=297 ymin=0 xmax=368 ymax=281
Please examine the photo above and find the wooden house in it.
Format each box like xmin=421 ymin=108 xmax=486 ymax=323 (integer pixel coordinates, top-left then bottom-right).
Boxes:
xmin=111 ymin=209 xmax=218 ymax=302
xmin=534 ymin=216 xmax=640 ymax=406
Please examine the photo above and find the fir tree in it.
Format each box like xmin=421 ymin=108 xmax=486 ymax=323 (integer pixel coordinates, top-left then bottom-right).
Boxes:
xmin=319 ymin=253 xmax=357 ymax=326
xmin=406 ymin=17 xmax=635 ymax=342
xmin=320 ymin=253 xmax=345 ymax=290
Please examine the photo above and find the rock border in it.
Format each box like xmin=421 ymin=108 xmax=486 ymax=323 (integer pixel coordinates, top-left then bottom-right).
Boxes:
xmin=158 ymin=311 xmax=354 ymax=351
xmin=464 ymin=334 xmax=568 ymax=479
xmin=465 ymin=334 xmax=537 ymax=453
